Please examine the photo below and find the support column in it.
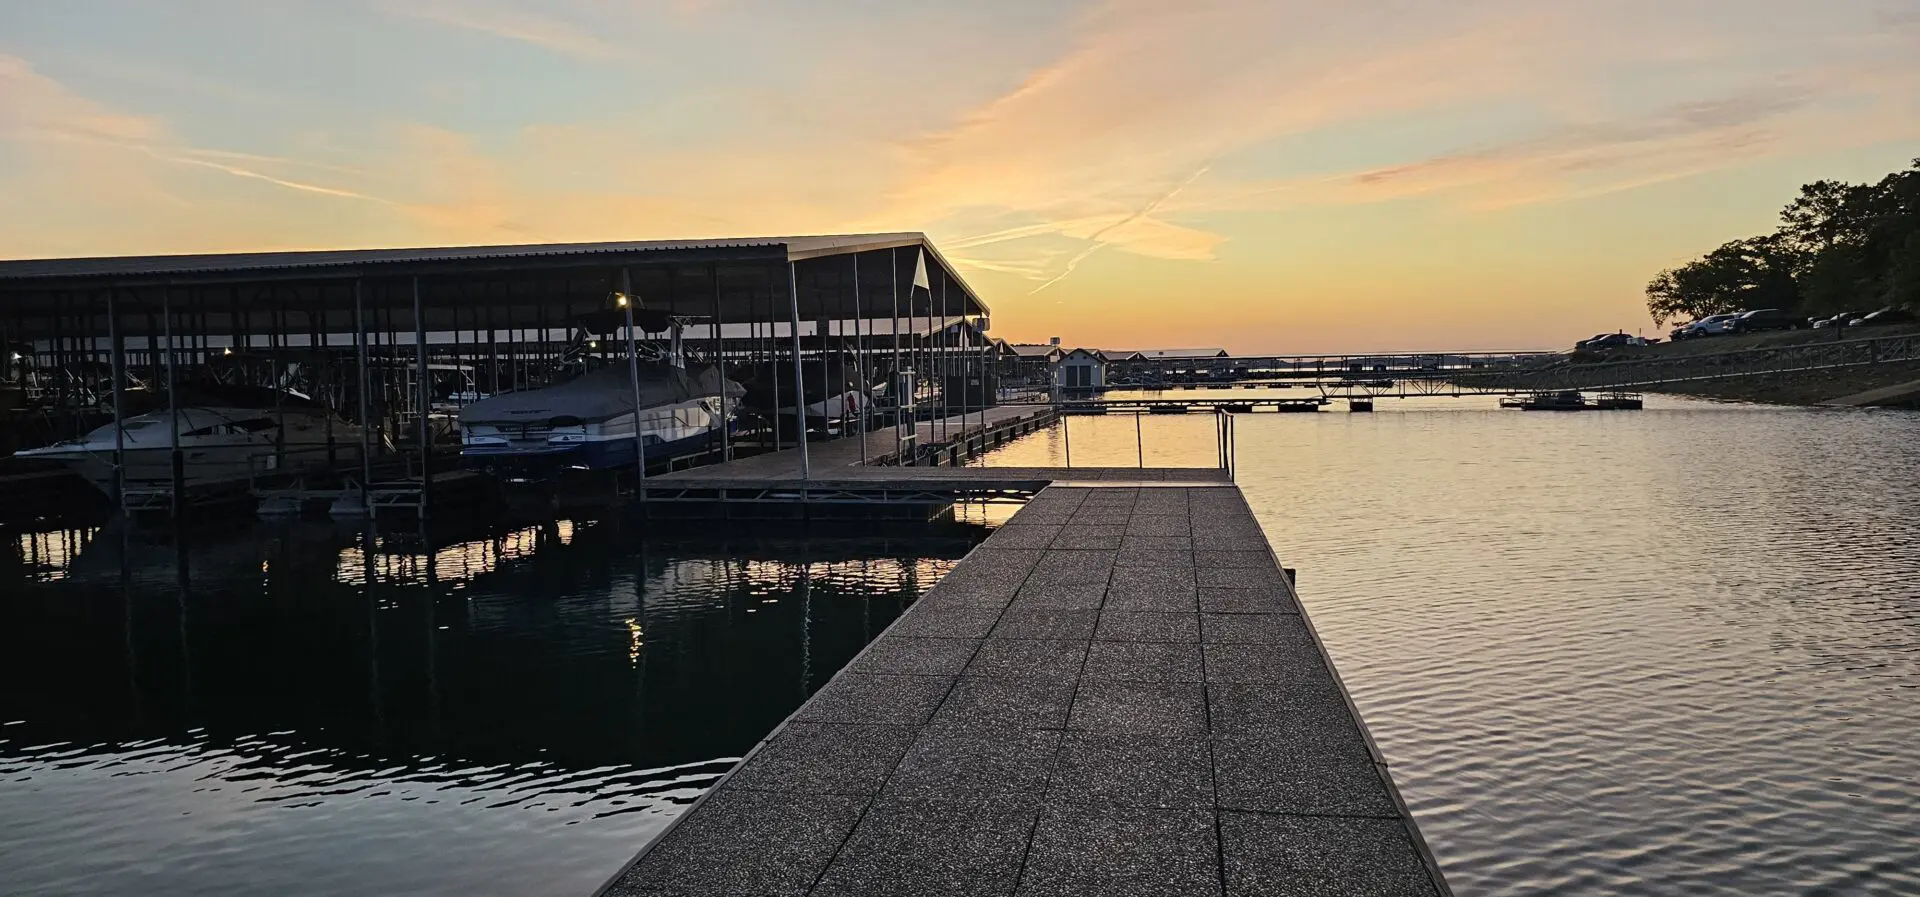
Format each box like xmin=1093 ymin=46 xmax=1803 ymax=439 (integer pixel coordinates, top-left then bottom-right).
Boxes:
xmin=163 ymin=287 xmax=182 ymax=512
xmin=355 ymin=280 xmax=373 ymax=513
xmin=620 ymin=268 xmax=648 ymax=496
xmin=108 ymin=288 xmax=126 ymax=510
xmin=890 ymin=248 xmax=904 ymax=463
xmin=712 ymin=264 xmax=731 ymax=462
xmin=412 ymin=277 xmax=430 ymax=517
xmin=852 ymin=254 xmax=867 ymax=465
xmin=786 ymin=261 xmax=810 ymax=480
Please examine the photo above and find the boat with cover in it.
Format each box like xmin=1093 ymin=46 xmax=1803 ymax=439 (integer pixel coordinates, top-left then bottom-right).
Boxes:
xmin=13 ymin=388 xmax=364 ymax=497
xmin=458 ymin=362 xmax=741 ymax=477
xmin=736 ymin=356 xmax=877 ymax=434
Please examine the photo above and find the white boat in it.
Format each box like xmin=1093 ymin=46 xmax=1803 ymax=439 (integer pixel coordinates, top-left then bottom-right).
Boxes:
xmin=14 ymin=404 xmax=365 ymax=497
xmin=458 ymin=362 xmax=742 ymax=477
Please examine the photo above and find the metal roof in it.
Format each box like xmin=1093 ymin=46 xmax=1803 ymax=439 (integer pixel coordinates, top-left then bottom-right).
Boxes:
xmin=1120 ymin=348 xmax=1230 ymax=359
xmin=0 ymin=233 xmax=931 ymax=281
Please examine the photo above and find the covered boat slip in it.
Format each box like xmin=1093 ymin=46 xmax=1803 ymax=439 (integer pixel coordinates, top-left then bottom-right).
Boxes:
xmin=0 ymin=234 xmax=988 ymax=336
xmin=0 ymin=234 xmax=999 ymax=514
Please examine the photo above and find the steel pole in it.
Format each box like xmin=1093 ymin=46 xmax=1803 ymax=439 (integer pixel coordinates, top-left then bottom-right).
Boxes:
xmin=786 ymin=262 xmax=810 ymax=480
xmin=621 ymin=269 xmax=648 ymax=494
xmin=712 ymin=263 xmax=730 ymax=462
xmin=355 ymin=280 xmax=373 ymax=511
xmin=413 ymin=278 xmax=430 ymax=516
xmin=163 ymin=287 xmax=182 ymax=511
xmin=890 ymin=248 xmax=903 ymax=461
xmin=108 ymin=288 xmax=126 ymax=510
xmin=852 ymin=254 xmax=867 ymax=465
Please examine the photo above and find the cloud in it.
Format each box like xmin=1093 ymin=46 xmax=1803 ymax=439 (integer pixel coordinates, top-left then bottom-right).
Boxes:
xmin=380 ymin=1 xmax=622 ymax=60
xmin=0 ymin=54 xmax=409 ymax=256
xmin=874 ymin=0 xmax=1920 ymax=290
xmin=0 ymin=54 xmax=164 ymax=145
xmin=883 ymin=0 xmax=1571 ymax=282
xmin=1332 ymin=84 xmax=1823 ymax=205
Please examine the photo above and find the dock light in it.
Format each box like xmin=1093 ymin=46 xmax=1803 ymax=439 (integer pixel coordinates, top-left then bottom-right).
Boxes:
xmin=614 ymin=293 xmax=629 ymax=308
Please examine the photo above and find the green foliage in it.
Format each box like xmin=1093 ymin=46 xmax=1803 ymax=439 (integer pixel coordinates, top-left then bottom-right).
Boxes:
xmin=1645 ymin=236 xmax=1802 ymax=326
xmin=1648 ymin=159 xmax=1920 ymax=326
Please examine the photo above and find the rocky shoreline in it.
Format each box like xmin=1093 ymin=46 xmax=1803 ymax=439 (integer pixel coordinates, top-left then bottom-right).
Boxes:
xmin=1648 ymin=360 xmax=1920 ymax=407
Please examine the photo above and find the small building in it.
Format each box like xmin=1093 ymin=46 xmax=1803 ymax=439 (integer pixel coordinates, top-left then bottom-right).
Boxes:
xmin=997 ymin=341 xmax=1064 ymax=384
xmin=1056 ymin=347 xmax=1106 ymax=392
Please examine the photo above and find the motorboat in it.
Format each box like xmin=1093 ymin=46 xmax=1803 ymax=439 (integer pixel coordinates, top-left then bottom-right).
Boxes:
xmin=736 ymin=356 xmax=877 ymax=433
xmin=458 ymin=362 xmax=742 ymax=478
xmin=1504 ymin=390 xmax=1587 ymax=411
xmin=13 ymin=394 xmax=365 ymax=497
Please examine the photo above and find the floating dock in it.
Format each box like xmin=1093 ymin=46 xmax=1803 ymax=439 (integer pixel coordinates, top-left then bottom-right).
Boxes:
xmin=637 ymin=405 xmax=1227 ymax=519
xmin=598 ymin=478 xmax=1452 ymax=896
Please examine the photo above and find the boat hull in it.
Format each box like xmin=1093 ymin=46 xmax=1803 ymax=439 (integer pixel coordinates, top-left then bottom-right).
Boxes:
xmin=463 ymin=428 xmax=720 ymax=479
xmin=23 ymin=442 xmax=366 ymax=496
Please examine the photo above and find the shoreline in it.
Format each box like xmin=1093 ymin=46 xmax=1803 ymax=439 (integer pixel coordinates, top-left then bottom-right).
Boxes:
xmin=1642 ymin=359 xmax=1920 ymax=407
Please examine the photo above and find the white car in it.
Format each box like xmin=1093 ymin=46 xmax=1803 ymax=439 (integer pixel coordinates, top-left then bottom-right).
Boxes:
xmin=1671 ymin=313 xmax=1742 ymax=340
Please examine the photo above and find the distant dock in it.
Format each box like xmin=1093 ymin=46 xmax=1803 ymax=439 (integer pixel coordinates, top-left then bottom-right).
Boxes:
xmin=598 ymin=476 xmax=1452 ymax=896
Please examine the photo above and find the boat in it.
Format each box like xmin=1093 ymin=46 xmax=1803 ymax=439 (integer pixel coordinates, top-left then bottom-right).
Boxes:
xmin=1593 ymin=391 xmax=1644 ymax=410
xmin=13 ymin=390 xmax=365 ymax=498
xmin=458 ymin=362 xmax=742 ymax=478
xmin=1505 ymin=390 xmax=1588 ymax=411
xmin=736 ymin=357 xmax=876 ymax=434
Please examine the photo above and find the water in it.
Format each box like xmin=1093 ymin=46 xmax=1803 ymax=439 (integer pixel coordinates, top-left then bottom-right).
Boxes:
xmin=0 ymin=517 xmax=983 ymax=896
xmin=975 ymin=392 xmax=1920 ymax=896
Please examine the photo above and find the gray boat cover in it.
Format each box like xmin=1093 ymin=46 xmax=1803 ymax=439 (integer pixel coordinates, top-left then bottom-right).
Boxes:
xmin=459 ymin=363 xmax=742 ymax=426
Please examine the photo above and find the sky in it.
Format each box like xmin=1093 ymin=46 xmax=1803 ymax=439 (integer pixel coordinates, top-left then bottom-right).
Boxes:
xmin=3 ymin=1 xmax=1918 ymax=353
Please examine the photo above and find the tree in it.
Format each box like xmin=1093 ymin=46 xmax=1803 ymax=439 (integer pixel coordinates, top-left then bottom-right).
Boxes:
xmin=1778 ymin=179 xmax=1871 ymax=256
xmin=1798 ymin=244 xmax=1874 ymax=314
xmin=1647 ymin=159 xmax=1920 ymax=325
xmin=1645 ymin=236 xmax=1802 ymax=326
xmin=1884 ymin=231 xmax=1920 ymax=309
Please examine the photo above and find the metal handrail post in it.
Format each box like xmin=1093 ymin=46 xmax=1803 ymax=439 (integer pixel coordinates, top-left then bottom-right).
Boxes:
xmin=1121 ymin=412 xmax=1136 ymax=470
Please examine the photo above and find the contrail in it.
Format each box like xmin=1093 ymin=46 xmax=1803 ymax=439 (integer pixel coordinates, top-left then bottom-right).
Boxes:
xmin=155 ymin=152 xmax=391 ymax=203
xmin=1029 ymin=164 xmax=1210 ymax=296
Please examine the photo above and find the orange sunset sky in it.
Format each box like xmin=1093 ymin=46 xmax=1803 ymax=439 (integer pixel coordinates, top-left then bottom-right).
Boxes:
xmin=3 ymin=1 xmax=1918 ymax=353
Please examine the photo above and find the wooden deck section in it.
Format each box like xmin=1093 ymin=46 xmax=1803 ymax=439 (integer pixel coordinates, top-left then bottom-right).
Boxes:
xmin=597 ymin=483 xmax=1452 ymax=897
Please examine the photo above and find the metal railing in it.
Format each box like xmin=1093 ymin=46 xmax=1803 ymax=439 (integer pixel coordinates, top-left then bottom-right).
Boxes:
xmin=1056 ymin=407 xmax=1236 ymax=479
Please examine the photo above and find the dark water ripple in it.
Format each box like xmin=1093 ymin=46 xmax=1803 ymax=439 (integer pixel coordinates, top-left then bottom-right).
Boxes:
xmin=977 ymin=395 xmax=1920 ymax=896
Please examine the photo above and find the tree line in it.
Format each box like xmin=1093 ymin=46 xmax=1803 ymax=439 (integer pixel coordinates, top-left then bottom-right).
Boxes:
xmin=1646 ymin=160 xmax=1920 ymax=326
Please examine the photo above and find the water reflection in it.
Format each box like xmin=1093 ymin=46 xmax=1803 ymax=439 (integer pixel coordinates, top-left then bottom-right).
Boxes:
xmin=978 ymin=394 xmax=1920 ymax=896
xmin=0 ymin=516 xmax=982 ymax=896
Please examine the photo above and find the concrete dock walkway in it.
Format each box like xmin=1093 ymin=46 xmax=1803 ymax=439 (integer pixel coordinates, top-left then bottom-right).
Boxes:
xmin=598 ymin=483 xmax=1450 ymax=896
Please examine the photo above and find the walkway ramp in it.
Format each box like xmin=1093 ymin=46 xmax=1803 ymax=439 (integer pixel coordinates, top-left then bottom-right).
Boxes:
xmin=598 ymin=481 xmax=1451 ymax=897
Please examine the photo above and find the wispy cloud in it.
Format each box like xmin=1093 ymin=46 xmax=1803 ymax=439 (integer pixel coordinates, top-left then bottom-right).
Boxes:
xmin=1029 ymin=164 xmax=1211 ymax=295
xmin=381 ymin=1 xmax=621 ymax=60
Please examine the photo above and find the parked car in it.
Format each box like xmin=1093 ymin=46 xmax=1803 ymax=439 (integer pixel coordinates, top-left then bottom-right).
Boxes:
xmin=1576 ymin=333 xmax=1649 ymax=350
xmin=1671 ymin=313 xmax=1743 ymax=340
xmin=1847 ymin=307 xmax=1917 ymax=328
xmin=1728 ymin=308 xmax=1806 ymax=333
xmin=1811 ymin=311 xmax=1861 ymax=330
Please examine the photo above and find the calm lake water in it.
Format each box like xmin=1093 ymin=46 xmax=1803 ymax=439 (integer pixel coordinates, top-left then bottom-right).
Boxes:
xmin=976 ymin=392 xmax=1920 ymax=896
xmin=7 ymin=395 xmax=1918 ymax=896
xmin=0 ymin=517 xmax=983 ymax=896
